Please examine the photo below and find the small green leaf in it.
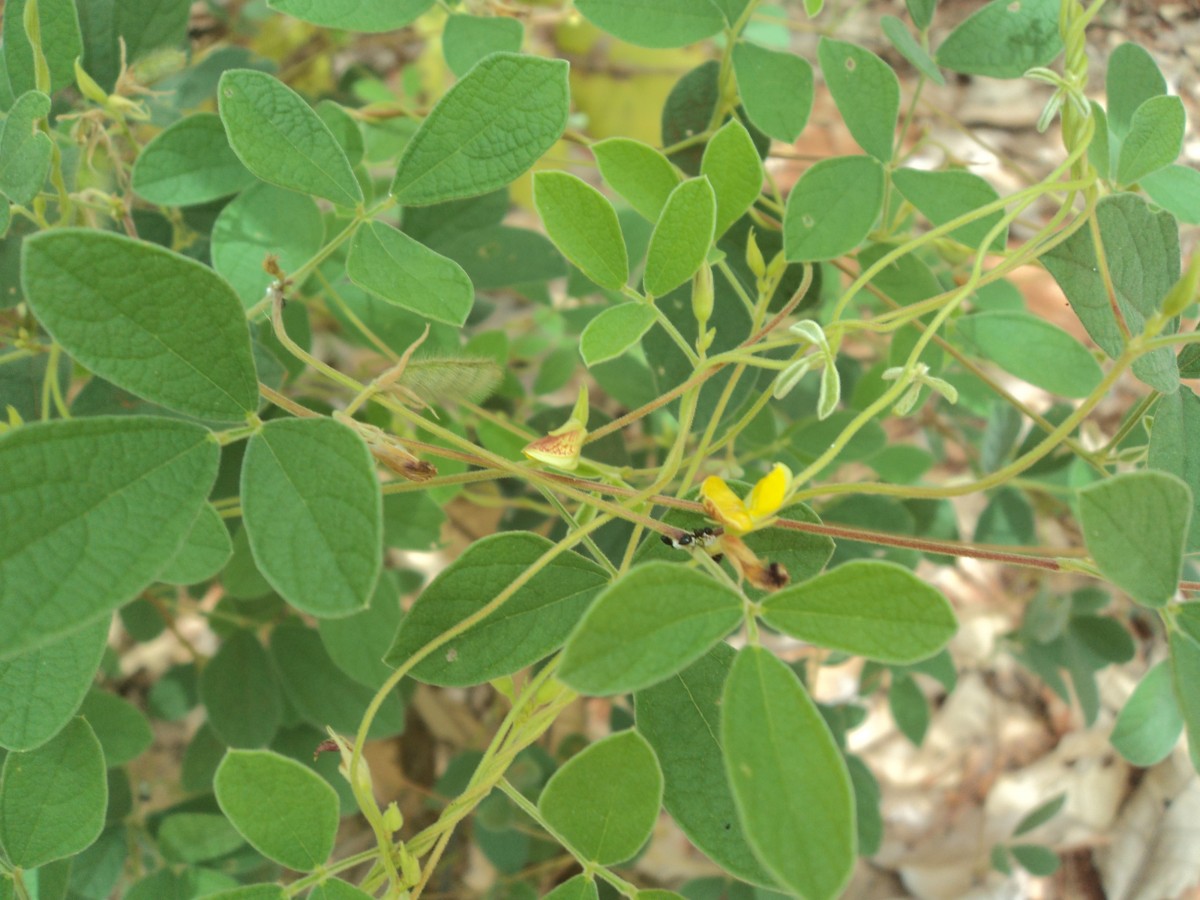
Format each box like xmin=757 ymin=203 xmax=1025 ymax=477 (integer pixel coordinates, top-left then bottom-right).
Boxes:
xmin=936 ymin=0 xmax=1062 ymax=79
xmin=218 ymin=69 xmax=362 ymax=207
xmin=1169 ymin=630 xmax=1200 ymax=775
xmin=268 ymin=0 xmax=433 ymax=32
xmin=0 ymin=92 xmax=53 ymax=205
xmin=732 ymin=42 xmax=814 ymax=144
xmin=131 ymin=113 xmax=255 ymax=206
xmin=538 ymin=731 xmax=663 ymax=865
xmin=309 ymin=879 xmax=376 ymax=900
xmin=954 ymin=311 xmax=1102 ymax=398
xmin=574 ymin=0 xmax=724 ymax=48
xmin=784 ymin=155 xmax=884 ymax=262
xmin=592 ymin=137 xmax=682 ymax=222
xmin=1010 ymin=844 xmax=1060 ymax=876
xmin=761 ymin=561 xmax=956 ymax=664
xmin=1142 ymin=165 xmax=1200 ymax=226
xmin=1106 ymin=42 xmax=1167 ymax=140
xmin=1111 ymin=661 xmax=1183 ymax=766
xmin=158 ymin=812 xmax=245 ymax=863
xmin=644 ymin=177 xmax=716 ymax=297
xmin=534 ymin=172 xmax=629 ymax=290
xmin=1149 ymin=387 xmax=1200 ymax=552
xmin=722 ymin=646 xmax=855 ymax=899
xmin=888 ymin=672 xmax=929 ymax=745
xmin=634 ymin=643 xmax=778 ymax=887
xmin=384 ymin=532 xmax=609 ymax=686
xmin=317 ymin=100 xmax=364 ymax=166
xmin=158 ymin=503 xmax=233 ymax=586
xmin=0 ymin=618 xmax=108 ymax=751
xmin=1013 ymin=793 xmax=1066 ymax=837
xmin=391 ymin=53 xmax=568 ymax=205
xmin=1041 ymin=193 xmax=1180 ymax=394
xmin=241 ymin=418 xmax=382 ymax=618
xmin=271 ymin=622 xmax=406 ymax=738
xmin=22 ymin=229 xmax=260 ymax=421
xmin=318 ymin=573 xmax=403 ymax=688
xmin=1079 ymin=471 xmax=1191 ymax=608
xmin=78 ymin=690 xmax=151 ymax=767
xmin=211 ymin=182 xmax=325 ymax=308
xmin=346 ymin=221 xmax=475 ymax=326
xmin=214 ymin=749 xmax=339 ymax=872
xmin=200 ymin=630 xmax=283 ymax=748
xmin=543 ymin=874 xmax=599 ymax=900
xmin=0 ymin=417 xmax=218 ymax=659
xmin=818 ymin=38 xmax=899 ymax=162
xmin=0 ymin=718 xmax=106 ymax=868
xmin=3 ymin=0 xmax=81 ymax=95
xmin=880 ymin=16 xmax=944 ymax=85
xmin=891 ymin=168 xmax=1006 ymax=251
xmin=1116 ymin=95 xmax=1184 ymax=187
xmin=580 ymin=301 xmax=657 ymax=367
xmin=700 ymin=119 xmax=763 ymax=238
xmin=906 ymin=0 xmax=936 ymax=29
xmin=560 ymin=563 xmax=742 ymax=695
xmin=443 ymin=15 xmax=524 ymax=77
xmin=435 ymin=224 xmax=565 ymax=289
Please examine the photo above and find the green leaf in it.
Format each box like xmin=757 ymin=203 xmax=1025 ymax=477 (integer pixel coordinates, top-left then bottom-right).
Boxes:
xmin=634 ymin=643 xmax=778 ymax=887
xmin=346 ymin=221 xmax=475 ymax=326
xmin=1079 ymin=471 xmax=1191 ymax=607
xmin=316 ymin=100 xmax=364 ymax=167
xmin=560 ymin=563 xmax=742 ymax=695
xmin=574 ymin=0 xmax=724 ymax=49
xmin=271 ymin=622 xmax=406 ymax=738
xmin=880 ymin=16 xmax=944 ymax=85
xmin=936 ymin=0 xmax=1062 ymax=79
xmin=1010 ymin=844 xmax=1060 ymax=876
xmin=78 ymin=690 xmax=151 ymax=767
xmin=435 ymin=224 xmax=565 ymax=290
xmin=1041 ymin=193 xmax=1180 ymax=394
xmin=1148 ymin=387 xmax=1200 ymax=552
xmin=391 ymin=53 xmax=568 ymax=205
xmin=318 ymin=573 xmax=403 ymax=688
xmin=1142 ymin=165 xmax=1200 ymax=226
xmin=580 ymin=301 xmax=657 ymax=367
xmin=1115 ymin=95 xmax=1184 ymax=186
xmin=1106 ymin=42 xmax=1167 ymax=140
xmin=3 ymin=0 xmax=81 ymax=95
xmin=214 ymin=749 xmax=339 ymax=872
xmin=1013 ymin=793 xmax=1066 ymax=837
xmin=218 ymin=69 xmax=362 ymax=207
xmin=0 ymin=618 xmax=107 ymax=751
xmin=889 ymin=672 xmax=929 ymax=745
xmin=543 ymin=875 xmax=599 ymax=900
xmin=22 ymin=229 xmax=260 ymax=421
xmin=76 ymin=0 xmax=190 ymax=93
xmin=1168 ymin=630 xmax=1200 ymax=775
xmin=761 ymin=561 xmax=956 ymax=664
xmin=890 ymin=168 xmax=1006 ymax=251
xmin=200 ymin=630 xmax=282 ymax=748
xmin=784 ymin=155 xmax=884 ymax=262
xmin=731 ymin=42 xmax=814 ymax=144
xmin=700 ymin=119 xmax=763 ymax=238
xmin=0 ymin=91 xmax=52 ymax=205
xmin=158 ymin=812 xmax=245 ymax=864
xmin=211 ymin=182 xmax=325 ymax=308
xmin=538 ymin=731 xmax=663 ymax=865
xmin=1111 ymin=661 xmax=1183 ymax=766
xmin=593 ymin=137 xmax=682 ymax=222
xmin=268 ymin=0 xmax=433 ymax=32
xmin=722 ymin=646 xmax=855 ymax=899
xmin=158 ymin=503 xmax=233 ymax=586
xmin=954 ymin=311 xmax=1102 ymax=398
xmin=385 ymin=532 xmax=609 ymax=686
xmin=817 ymin=38 xmax=899 ymax=162
xmin=0 ymin=719 xmax=106 ymax=868
xmin=644 ymin=177 xmax=716 ymax=297
xmin=200 ymin=887 xmax=287 ymax=900
xmin=0 ymin=417 xmax=218 ymax=659
xmin=907 ymin=0 xmax=936 ymax=29
xmin=131 ymin=113 xmax=255 ymax=206
xmin=443 ymin=15 xmax=524 ymax=77
xmin=534 ymin=172 xmax=629 ymax=290
xmin=309 ymin=879 xmax=376 ymax=900
xmin=241 ymin=418 xmax=382 ymax=618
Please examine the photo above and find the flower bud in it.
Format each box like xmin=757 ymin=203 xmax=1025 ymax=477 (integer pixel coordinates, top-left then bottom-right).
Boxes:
xmin=692 ymin=264 xmax=714 ymax=329
xmin=746 ymin=229 xmax=766 ymax=280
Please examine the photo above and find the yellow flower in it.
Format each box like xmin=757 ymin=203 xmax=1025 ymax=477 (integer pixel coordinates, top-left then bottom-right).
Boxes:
xmin=700 ymin=463 xmax=792 ymax=535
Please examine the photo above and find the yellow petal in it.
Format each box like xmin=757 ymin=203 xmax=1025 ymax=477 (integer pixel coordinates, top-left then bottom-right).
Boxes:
xmin=746 ymin=463 xmax=792 ymax=523
xmin=701 ymin=475 xmax=754 ymax=534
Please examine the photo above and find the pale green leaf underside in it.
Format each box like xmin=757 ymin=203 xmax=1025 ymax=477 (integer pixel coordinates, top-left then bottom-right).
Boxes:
xmin=644 ymin=177 xmax=717 ymax=297
xmin=534 ymin=171 xmax=629 ymax=290
xmin=732 ymin=42 xmax=814 ymax=144
xmin=574 ymin=0 xmax=724 ymax=49
xmin=580 ymin=301 xmax=657 ymax=366
xmin=593 ymin=137 xmax=682 ymax=223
